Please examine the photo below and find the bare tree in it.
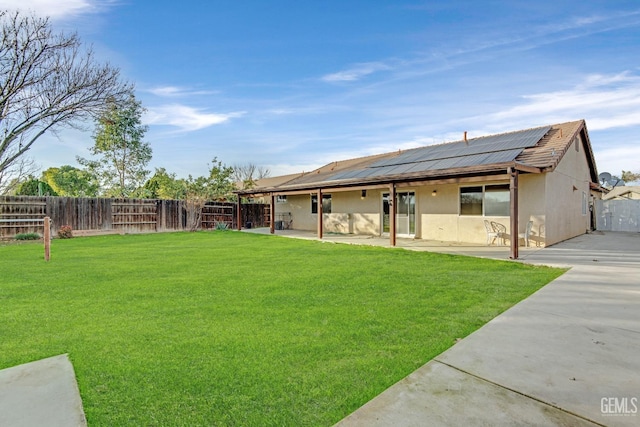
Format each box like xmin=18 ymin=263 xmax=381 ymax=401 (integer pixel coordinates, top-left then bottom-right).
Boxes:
xmin=0 ymin=156 xmax=38 ymax=194
xmin=0 ymin=10 xmax=131 ymax=182
xmin=232 ymin=163 xmax=271 ymax=189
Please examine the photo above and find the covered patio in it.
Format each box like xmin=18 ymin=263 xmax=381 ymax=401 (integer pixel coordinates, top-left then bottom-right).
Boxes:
xmin=240 ymin=227 xmax=544 ymax=261
xmin=235 ymin=120 xmax=600 ymax=260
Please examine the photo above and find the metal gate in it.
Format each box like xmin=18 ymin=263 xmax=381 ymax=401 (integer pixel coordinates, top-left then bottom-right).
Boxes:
xmin=595 ymin=199 xmax=640 ymax=232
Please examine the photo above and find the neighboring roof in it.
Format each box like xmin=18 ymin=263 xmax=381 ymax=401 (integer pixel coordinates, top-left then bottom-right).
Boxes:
xmin=602 ymin=186 xmax=640 ymax=200
xmin=235 ymin=173 xmax=302 ymax=191
xmin=237 ymin=119 xmax=598 ymax=195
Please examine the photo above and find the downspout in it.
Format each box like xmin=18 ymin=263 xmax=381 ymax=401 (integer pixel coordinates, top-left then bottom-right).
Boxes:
xmin=509 ymin=167 xmax=519 ymax=259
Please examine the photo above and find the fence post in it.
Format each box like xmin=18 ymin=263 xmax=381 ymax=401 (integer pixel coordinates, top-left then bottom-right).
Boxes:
xmin=44 ymin=216 xmax=51 ymax=262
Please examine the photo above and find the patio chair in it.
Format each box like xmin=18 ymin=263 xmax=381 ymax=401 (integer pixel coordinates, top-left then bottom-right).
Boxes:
xmin=518 ymin=220 xmax=534 ymax=247
xmin=484 ymin=220 xmax=501 ymax=246
xmin=490 ymin=221 xmax=507 ymax=246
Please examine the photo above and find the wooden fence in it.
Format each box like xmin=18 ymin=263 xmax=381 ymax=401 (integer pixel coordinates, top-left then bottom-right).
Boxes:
xmin=0 ymin=196 xmax=269 ymax=238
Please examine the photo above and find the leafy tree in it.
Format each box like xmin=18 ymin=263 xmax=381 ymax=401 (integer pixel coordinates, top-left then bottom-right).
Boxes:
xmin=143 ymin=168 xmax=186 ymax=200
xmin=77 ymin=94 xmax=151 ymax=197
xmin=15 ymin=176 xmax=57 ymax=196
xmin=203 ymin=158 xmax=237 ymax=201
xmin=41 ymin=165 xmax=99 ymax=197
xmin=0 ymin=10 xmax=130 ymax=191
xmin=184 ymin=158 xmax=236 ymax=230
xmin=621 ymin=170 xmax=640 ymax=184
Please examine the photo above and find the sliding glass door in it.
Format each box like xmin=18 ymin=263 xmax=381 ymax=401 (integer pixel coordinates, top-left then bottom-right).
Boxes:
xmin=382 ymin=191 xmax=415 ymax=237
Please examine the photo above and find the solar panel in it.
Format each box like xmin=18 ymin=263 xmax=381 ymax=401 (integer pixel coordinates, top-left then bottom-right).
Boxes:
xmin=370 ymin=126 xmax=550 ymax=168
xmin=327 ymin=148 xmax=525 ymax=182
xmin=324 ymin=126 xmax=549 ymax=182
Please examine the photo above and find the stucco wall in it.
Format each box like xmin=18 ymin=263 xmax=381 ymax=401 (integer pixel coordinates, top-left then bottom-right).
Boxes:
xmin=417 ymin=184 xmax=458 ymax=241
xmin=276 ymin=179 xmax=550 ymax=246
xmin=327 ymin=190 xmax=382 ymax=234
xmin=544 ymin=135 xmax=592 ymax=245
xmin=403 ymin=178 xmax=546 ymax=246
xmin=274 ymin=190 xmax=382 ymax=234
xmin=517 ymin=174 xmax=546 ymax=247
xmin=274 ymin=194 xmax=314 ymax=230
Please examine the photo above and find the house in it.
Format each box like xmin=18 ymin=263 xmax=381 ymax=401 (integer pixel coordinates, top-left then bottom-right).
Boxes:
xmin=602 ymin=186 xmax=640 ymax=201
xmin=235 ymin=120 xmax=600 ymax=259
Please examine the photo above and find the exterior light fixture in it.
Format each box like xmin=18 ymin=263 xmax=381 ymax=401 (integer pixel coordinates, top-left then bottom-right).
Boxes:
xmin=361 ymin=189 xmax=367 ymax=199
xmin=432 ymin=190 xmax=437 ymax=196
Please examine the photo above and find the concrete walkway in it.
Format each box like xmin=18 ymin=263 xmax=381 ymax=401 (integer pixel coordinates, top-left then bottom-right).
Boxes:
xmin=243 ymin=227 xmax=545 ymax=260
xmin=332 ymin=231 xmax=640 ymax=426
xmin=247 ymin=228 xmax=640 ymax=426
xmin=0 ymin=354 xmax=86 ymax=427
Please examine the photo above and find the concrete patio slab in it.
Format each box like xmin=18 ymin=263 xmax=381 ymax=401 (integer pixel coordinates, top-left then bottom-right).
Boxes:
xmin=0 ymin=354 xmax=86 ymax=427
xmin=242 ymin=227 xmax=543 ymax=261
xmin=336 ymin=360 xmax=598 ymax=427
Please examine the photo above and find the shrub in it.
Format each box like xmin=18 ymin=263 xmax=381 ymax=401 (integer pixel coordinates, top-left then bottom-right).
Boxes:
xmin=58 ymin=225 xmax=73 ymax=239
xmin=15 ymin=233 xmax=40 ymax=240
xmin=214 ymin=221 xmax=230 ymax=231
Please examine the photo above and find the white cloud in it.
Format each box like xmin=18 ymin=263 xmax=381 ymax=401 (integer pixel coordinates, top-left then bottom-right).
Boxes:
xmin=147 ymin=86 xmax=219 ymax=97
xmin=144 ymin=104 xmax=244 ymax=132
xmin=322 ymin=62 xmax=391 ymax=82
xmin=487 ymin=71 xmax=640 ymax=131
xmin=593 ymin=145 xmax=640 ymax=176
xmin=0 ymin=0 xmax=110 ymax=19
xmin=148 ymin=86 xmax=184 ymax=97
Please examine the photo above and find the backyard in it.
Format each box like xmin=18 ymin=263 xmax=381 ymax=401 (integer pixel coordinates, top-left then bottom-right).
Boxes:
xmin=0 ymin=232 xmax=565 ymax=426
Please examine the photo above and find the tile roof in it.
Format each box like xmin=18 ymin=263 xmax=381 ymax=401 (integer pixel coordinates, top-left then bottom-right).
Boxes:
xmin=236 ymin=173 xmax=301 ymax=190
xmin=602 ymin=186 xmax=640 ymax=200
xmin=237 ymin=119 xmax=598 ymax=194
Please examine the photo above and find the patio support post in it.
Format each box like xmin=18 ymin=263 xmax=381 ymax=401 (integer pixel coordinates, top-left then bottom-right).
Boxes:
xmin=270 ymin=194 xmax=275 ymax=234
xmin=509 ymin=167 xmax=519 ymax=259
xmin=389 ymin=183 xmax=396 ymax=247
xmin=317 ymin=189 xmax=323 ymax=239
xmin=236 ymin=197 xmax=242 ymax=230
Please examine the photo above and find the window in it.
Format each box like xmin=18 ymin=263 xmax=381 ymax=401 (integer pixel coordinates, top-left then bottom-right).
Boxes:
xmin=484 ymin=185 xmax=510 ymax=216
xmin=460 ymin=186 xmax=483 ymax=215
xmin=460 ymin=184 xmax=510 ymax=216
xmin=311 ymin=194 xmax=331 ymax=214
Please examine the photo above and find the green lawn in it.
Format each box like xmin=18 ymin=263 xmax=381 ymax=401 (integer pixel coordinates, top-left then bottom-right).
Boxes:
xmin=0 ymin=232 xmax=564 ymax=426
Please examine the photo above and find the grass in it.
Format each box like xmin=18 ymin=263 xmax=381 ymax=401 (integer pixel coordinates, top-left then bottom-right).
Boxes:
xmin=0 ymin=232 xmax=565 ymax=426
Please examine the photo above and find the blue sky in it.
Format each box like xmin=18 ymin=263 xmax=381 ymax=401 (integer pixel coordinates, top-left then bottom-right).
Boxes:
xmin=3 ymin=0 xmax=640 ymax=180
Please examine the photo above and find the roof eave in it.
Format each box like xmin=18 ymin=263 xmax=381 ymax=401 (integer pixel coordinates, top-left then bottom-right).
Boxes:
xmin=235 ymin=161 xmax=539 ymax=196
xmin=539 ymin=120 xmax=598 ymax=183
